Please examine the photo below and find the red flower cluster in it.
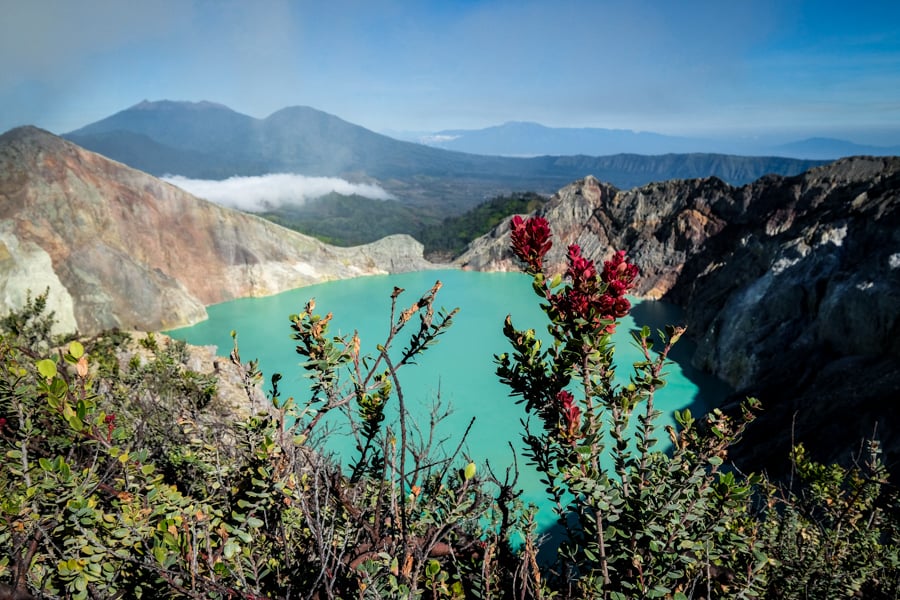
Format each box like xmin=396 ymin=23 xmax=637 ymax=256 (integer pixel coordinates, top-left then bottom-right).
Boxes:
xmin=510 ymin=215 xmax=552 ymax=274
xmin=509 ymin=216 xmax=638 ymax=333
xmin=508 ymin=216 xmax=640 ymax=445
xmin=553 ymin=244 xmax=637 ymax=333
xmin=602 ymin=250 xmax=639 ymax=298
xmin=0 ymin=417 xmax=6 ymax=431
xmin=556 ymin=390 xmax=582 ymax=443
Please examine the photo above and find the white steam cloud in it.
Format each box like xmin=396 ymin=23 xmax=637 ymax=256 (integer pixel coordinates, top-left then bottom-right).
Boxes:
xmin=163 ymin=173 xmax=394 ymax=212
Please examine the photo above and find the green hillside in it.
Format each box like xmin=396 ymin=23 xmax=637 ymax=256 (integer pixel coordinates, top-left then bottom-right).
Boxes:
xmin=260 ymin=191 xmax=549 ymax=259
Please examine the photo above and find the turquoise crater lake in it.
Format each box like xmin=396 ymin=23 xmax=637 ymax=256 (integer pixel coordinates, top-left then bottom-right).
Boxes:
xmin=166 ymin=269 xmax=729 ymax=530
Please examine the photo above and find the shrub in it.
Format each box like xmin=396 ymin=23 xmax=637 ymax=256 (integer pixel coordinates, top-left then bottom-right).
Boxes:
xmin=756 ymin=442 xmax=900 ymax=599
xmin=498 ymin=215 xmax=767 ymax=598
xmin=0 ymin=288 xmax=58 ymax=354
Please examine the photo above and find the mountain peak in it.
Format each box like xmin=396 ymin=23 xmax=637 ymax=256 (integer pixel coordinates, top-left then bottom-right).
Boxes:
xmin=263 ymin=105 xmax=355 ymax=126
xmin=1 ymin=125 xmax=80 ymax=155
xmin=129 ymin=99 xmax=234 ymax=112
xmin=499 ymin=121 xmax=546 ymax=128
xmin=1 ymin=124 xmax=53 ymax=141
xmin=266 ymin=104 xmax=318 ymax=115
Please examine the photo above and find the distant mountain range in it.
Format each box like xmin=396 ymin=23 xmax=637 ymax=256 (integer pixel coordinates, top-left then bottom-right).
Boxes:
xmin=769 ymin=137 xmax=900 ymax=160
xmin=64 ymin=101 xmax=826 ymax=216
xmin=407 ymin=121 xmax=900 ymax=160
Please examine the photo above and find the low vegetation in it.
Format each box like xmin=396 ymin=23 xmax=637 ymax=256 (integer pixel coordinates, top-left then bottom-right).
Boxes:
xmin=258 ymin=193 xmax=433 ymax=248
xmin=258 ymin=191 xmax=549 ymax=260
xmin=416 ymin=192 xmax=547 ymax=260
xmin=1 ymin=218 xmax=898 ymax=599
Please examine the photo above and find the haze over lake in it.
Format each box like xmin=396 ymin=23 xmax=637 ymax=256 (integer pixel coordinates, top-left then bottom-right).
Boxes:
xmin=167 ymin=269 xmax=730 ymax=529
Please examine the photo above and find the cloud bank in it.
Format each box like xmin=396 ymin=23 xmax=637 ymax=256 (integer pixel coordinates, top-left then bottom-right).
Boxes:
xmin=163 ymin=173 xmax=393 ymax=212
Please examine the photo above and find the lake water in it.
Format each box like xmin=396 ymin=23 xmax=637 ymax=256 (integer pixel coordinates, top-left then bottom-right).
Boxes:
xmin=166 ymin=269 xmax=730 ymax=531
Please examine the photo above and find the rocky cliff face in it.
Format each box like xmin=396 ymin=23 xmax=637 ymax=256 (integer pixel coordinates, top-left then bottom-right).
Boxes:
xmin=457 ymin=174 xmax=735 ymax=299
xmin=458 ymin=159 xmax=900 ymax=476
xmin=0 ymin=127 xmax=436 ymax=336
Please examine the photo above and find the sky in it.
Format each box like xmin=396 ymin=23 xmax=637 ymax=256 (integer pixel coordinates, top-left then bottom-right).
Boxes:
xmin=2 ymin=0 xmax=900 ymax=145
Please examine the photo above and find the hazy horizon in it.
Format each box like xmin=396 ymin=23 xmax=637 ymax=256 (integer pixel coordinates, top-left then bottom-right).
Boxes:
xmin=3 ymin=1 xmax=899 ymax=146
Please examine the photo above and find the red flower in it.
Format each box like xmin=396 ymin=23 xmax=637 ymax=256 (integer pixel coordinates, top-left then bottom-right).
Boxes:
xmin=0 ymin=417 xmax=6 ymax=430
xmin=606 ymin=279 xmax=628 ymax=298
xmin=612 ymin=296 xmax=631 ymax=318
xmin=565 ymin=244 xmax=597 ymax=286
xmin=556 ymin=391 xmax=582 ymax=443
xmin=510 ymin=216 xmax=552 ymax=274
xmin=601 ymin=250 xmax=639 ymax=295
xmin=596 ymin=293 xmax=615 ymax=314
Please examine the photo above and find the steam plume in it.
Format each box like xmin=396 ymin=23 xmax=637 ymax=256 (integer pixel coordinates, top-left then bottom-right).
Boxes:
xmin=163 ymin=173 xmax=393 ymax=211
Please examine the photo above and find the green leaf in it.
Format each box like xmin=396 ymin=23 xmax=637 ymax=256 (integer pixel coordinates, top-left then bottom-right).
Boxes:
xmin=37 ymin=358 xmax=57 ymax=379
xmin=246 ymin=517 xmax=264 ymax=528
xmin=68 ymin=341 xmax=84 ymax=359
xmin=426 ymin=559 xmax=440 ymax=578
xmin=66 ymin=413 xmax=84 ymax=432
xmin=223 ymin=541 xmax=240 ymax=559
xmin=49 ymin=377 xmax=68 ymax=397
xmin=235 ymin=529 xmax=252 ymax=544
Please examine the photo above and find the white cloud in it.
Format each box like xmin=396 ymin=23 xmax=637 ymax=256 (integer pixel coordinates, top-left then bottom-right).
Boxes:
xmin=162 ymin=173 xmax=394 ymax=212
xmin=420 ymin=134 xmax=460 ymax=145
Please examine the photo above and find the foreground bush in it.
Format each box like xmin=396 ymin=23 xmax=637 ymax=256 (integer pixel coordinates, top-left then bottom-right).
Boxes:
xmin=2 ymin=218 xmax=898 ymax=598
xmin=0 ymin=288 xmax=536 ymax=599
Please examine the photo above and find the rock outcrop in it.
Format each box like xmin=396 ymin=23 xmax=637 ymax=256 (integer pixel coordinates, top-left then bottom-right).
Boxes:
xmin=458 ymin=159 xmax=900 ymax=476
xmin=0 ymin=127 xmax=436 ymax=336
xmin=119 ymin=331 xmax=267 ymax=423
xmin=457 ymin=174 xmax=735 ymax=299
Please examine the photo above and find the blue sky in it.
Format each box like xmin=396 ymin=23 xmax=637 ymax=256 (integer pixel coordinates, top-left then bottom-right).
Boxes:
xmin=2 ymin=0 xmax=899 ymax=144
